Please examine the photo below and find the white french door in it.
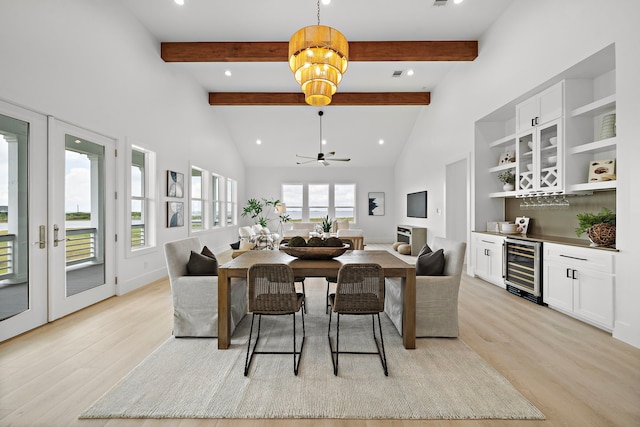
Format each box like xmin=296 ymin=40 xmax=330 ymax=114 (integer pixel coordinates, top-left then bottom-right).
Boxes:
xmin=0 ymin=101 xmax=116 ymax=341
xmin=48 ymin=119 xmax=116 ymax=321
xmin=0 ymin=101 xmax=48 ymax=340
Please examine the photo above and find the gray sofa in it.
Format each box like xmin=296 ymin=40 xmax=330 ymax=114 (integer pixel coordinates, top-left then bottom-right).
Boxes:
xmin=164 ymin=237 xmax=247 ymax=337
xmin=384 ymin=236 xmax=467 ymax=338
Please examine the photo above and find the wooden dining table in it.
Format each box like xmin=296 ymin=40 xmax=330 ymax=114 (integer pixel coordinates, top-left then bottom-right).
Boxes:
xmin=217 ymin=250 xmax=416 ymax=350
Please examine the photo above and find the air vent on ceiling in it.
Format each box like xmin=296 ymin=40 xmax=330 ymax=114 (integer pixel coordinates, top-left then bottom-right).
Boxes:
xmin=433 ymin=0 xmax=448 ymax=6
xmin=392 ymin=70 xmax=403 ymax=77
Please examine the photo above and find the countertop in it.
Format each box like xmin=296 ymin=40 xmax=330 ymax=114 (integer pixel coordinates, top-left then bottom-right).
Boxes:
xmin=473 ymin=231 xmax=619 ymax=252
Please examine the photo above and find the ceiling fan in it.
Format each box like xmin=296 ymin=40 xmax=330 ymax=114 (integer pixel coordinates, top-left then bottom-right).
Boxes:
xmin=296 ymin=111 xmax=351 ymax=166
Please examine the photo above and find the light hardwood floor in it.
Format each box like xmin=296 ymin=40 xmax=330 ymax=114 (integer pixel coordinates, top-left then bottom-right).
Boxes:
xmin=1 ymin=245 xmax=639 ymax=427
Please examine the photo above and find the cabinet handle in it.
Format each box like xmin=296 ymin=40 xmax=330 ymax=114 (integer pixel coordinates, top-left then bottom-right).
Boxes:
xmin=559 ymin=254 xmax=588 ymax=261
xmin=531 ymin=118 xmax=535 ymax=127
xmin=535 ymin=116 xmax=539 ymax=125
xmin=572 ymin=269 xmax=578 ymax=280
xmin=481 ymin=240 xmax=494 ymax=244
xmin=566 ymin=268 xmax=572 ymax=278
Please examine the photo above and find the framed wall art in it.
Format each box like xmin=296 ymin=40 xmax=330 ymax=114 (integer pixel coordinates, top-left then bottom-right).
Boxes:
xmin=167 ymin=201 xmax=184 ymax=227
xmin=167 ymin=170 xmax=184 ymax=198
xmin=368 ymin=192 xmax=385 ymax=216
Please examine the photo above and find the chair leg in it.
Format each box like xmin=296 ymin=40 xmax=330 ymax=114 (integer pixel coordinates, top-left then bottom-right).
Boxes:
xmin=374 ymin=313 xmax=389 ymax=376
xmin=293 ymin=309 xmax=306 ymax=375
xmin=244 ymin=314 xmax=262 ymax=376
xmin=328 ymin=311 xmax=341 ymax=376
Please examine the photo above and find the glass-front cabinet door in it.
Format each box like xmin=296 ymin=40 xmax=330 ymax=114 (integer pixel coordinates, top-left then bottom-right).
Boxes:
xmin=516 ymin=119 xmax=562 ymax=193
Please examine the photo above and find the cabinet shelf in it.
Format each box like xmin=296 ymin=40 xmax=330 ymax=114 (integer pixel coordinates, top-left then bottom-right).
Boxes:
xmin=569 ymin=181 xmax=617 ymax=192
xmin=569 ymin=137 xmax=617 ymax=155
xmin=570 ymin=94 xmax=616 ymax=117
xmin=488 ymin=133 xmax=517 ymax=148
xmin=489 ymin=190 xmax=517 ymax=198
xmin=488 ymin=163 xmax=516 ymax=173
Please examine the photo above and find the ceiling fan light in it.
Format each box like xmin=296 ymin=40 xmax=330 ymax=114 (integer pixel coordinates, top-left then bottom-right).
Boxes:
xmin=289 ymin=25 xmax=348 ymax=106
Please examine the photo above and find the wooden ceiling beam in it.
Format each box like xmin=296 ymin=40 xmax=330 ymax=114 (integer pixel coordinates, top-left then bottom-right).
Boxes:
xmin=162 ymin=41 xmax=477 ymax=62
xmin=209 ymin=92 xmax=430 ymax=106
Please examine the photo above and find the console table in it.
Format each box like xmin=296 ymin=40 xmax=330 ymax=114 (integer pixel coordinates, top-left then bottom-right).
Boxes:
xmin=397 ymin=225 xmax=427 ymax=255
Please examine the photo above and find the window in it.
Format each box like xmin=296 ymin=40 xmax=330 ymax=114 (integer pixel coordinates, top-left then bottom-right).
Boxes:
xmin=282 ymin=184 xmax=303 ymax=222
xmin=211 ymin=174 xmax=221 ymax=227
xmin=130 ymin=146 xmax=155 ymax=250
xmin=308 ymin=184 xmax=329 ymax=222
xmin=226 ymin=178 xmax=237 ymax=226
xmin=334 ymin=184 xmax=356 ymax=221
xmin=283 ymin=183 xmax=355 ymax=223
xmin=191 ymin=167 xmax=203 ymax=231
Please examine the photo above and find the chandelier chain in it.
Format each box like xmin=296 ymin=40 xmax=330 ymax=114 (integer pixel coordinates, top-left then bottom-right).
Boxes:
xmin=317 ymin=0 xmax=320 ymax=25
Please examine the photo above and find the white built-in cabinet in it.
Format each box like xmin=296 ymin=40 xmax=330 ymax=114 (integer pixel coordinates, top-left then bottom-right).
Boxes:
xmin=472 ymin=232 xmax=505 ymax=287
xmin=476 ymin=46 xmax=616 ymax=203
xmin=543 ymin=242 xmax=615 ymax=331
xmin=515 ymin=81 xmax=564 ymax=132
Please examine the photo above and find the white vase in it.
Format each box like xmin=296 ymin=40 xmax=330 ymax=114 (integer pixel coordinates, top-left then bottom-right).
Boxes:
xmin=323 ymin=232 xmax=330 ymax=239
xmin=503 ymin=183 xmax=515 ymax=191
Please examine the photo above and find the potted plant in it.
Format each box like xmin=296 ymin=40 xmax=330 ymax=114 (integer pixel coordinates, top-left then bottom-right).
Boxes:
xmin=498 ymin=169 xmax=516 ymax=191
xmin=575 ymin=207 xmax=616 ymax=247
xmin=321 ymin=215 xmax=333 ymax=238
xmin=241 ymin=197 xmax=284 ymax=228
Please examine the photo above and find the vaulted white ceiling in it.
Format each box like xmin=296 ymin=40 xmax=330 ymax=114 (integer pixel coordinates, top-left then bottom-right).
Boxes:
xmin=120 ymin=0 xmax=512 ymax=167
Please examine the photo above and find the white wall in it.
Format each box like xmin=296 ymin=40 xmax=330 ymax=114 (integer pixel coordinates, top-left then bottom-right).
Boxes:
xmin=395 ymin=0 xmax=640 ymax=348
xmin=0 ymin=0 xmax=246 ymax=294
xmin=245 ymin=166 xmax=396 ymax=243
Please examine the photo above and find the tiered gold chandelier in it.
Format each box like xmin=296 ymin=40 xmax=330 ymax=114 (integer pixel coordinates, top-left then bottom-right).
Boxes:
xmin=288 ymin=0 xmax=348 ymax=106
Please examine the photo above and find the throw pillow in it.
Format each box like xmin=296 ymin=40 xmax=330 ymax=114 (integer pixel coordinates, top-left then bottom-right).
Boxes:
xmin=415 ymin=248 xmax=445 ymax=276
xmin=240 ymin=240 xmax=256 ymax=250
xmin=336 ymin=219 xmax=349 ymax=231
xmin=201 ymin=245 xmax=216 ymax=259
xmin=417 ymin=243 xmax=433 ymax=258
xmin=186 ymin=249 xmax=218 ymax=276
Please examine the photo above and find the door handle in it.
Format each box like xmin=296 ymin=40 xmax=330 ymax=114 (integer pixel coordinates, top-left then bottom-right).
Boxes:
xmin=53 ymin=224 xmax=67 ymax=247
xmin=33 ymin=225 xmax=46 ymax=249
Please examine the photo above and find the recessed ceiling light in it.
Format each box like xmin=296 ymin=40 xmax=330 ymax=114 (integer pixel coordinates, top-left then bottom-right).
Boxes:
xmin=322 ymin=139 xmax=327 ymax=145
xmin=407 ymin=69 xmax=414 ymax=76
xmin=174 ymin=0 xmax=184 ymax=5
xmin=256 ymin=139 xmax=262 ymax=145
xmin=454 ymin=0 xmax=463 ymax=4
xmin=321 ymin=0 xmax=331 ymax=5
xmin=224 ymin=70 xmax=231 ymax=77
xmin=379 ymin=139 xmax=384 ymax=145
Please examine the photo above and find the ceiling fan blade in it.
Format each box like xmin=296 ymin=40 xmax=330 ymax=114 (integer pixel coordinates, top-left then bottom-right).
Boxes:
xmin=325 ymin=151 xmax=336 ymax=157
xmin=321 ymin=160 xmax=330 ymax=166
xmin=330 ymin=158 xmax=351 ymax=162
xmin=296 ymin=154 xmax=317 ymax=160
xmin=296 ymin=159 xmax=316 ymax=165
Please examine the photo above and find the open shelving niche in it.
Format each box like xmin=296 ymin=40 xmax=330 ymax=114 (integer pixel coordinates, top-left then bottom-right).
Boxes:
xmin=473 ymin=44 xmax=616 ymax=234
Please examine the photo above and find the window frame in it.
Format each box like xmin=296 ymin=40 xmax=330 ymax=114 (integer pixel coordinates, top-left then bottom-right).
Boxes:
xmin=281 ymin=183 xmax=357 ymax=223
xmin=126 ymin=142 xmax=156 ymax=257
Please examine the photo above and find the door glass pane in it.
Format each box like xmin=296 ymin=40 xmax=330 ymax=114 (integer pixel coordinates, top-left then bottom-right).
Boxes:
xmin=0 ymin=115 xmax=29 ymax=320
xmin=65 ymin=136 xmax=105 ymax=297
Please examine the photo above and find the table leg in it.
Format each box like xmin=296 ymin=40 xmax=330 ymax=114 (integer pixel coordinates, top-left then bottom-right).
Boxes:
xmin=402 ymin=270 xmax=416 ymax=349
xmin=218 ymin=268 xmax=231 ymax=349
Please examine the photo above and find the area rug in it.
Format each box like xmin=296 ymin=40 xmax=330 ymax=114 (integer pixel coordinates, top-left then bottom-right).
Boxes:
xmin=81 ymin=288 xmax=544 ymax=420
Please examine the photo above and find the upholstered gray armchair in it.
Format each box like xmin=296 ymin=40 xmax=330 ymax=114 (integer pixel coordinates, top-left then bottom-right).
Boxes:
xmin=384 ymin=236 xmax=467 ymax=338
xmin=164 ymin=237 xmax=247 ymax=337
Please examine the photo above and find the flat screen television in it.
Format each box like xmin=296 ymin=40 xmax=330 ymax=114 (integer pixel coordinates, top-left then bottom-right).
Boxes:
xmin=407 ymin=191 xmax=428 ymax=218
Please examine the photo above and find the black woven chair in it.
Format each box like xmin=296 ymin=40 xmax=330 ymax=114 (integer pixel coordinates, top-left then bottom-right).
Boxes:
xmin=327 ymin=263 xmax=388 ymax=376
xmin=244 ymin=263 xmax=305 ymax=376
xmin=325 ymin=238 xmax=353 ymax=314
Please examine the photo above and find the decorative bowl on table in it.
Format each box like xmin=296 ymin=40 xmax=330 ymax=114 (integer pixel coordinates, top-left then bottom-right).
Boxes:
xmin=279 ymin=244 xmax=349 ymax=260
